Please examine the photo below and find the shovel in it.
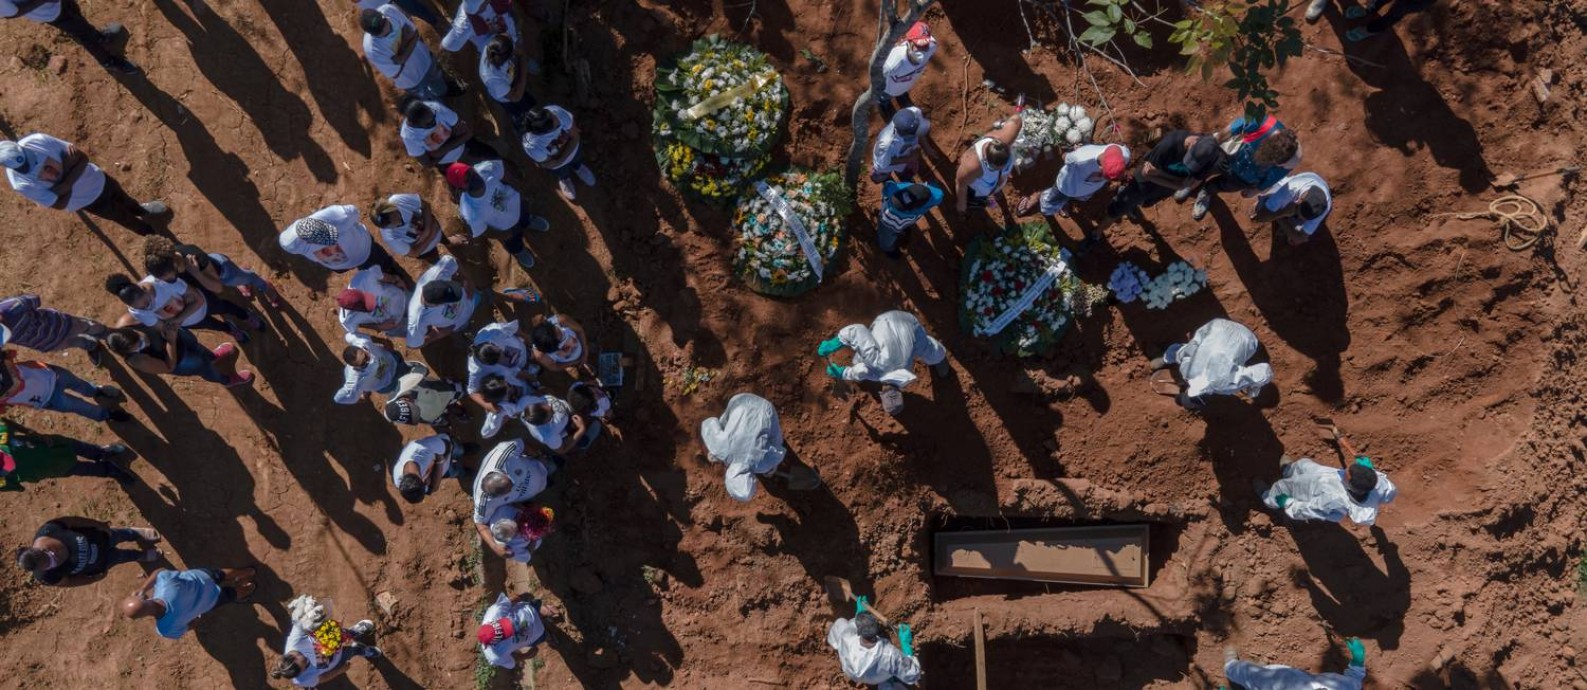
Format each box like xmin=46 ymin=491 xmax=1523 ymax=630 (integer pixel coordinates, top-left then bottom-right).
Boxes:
xmin=770 ymin=464 xmax=822 ymax=491
xmin=1312 ymin=416 xmax=1342 ymax=441
xmin=822 ymin=576 xmax=892 ymax=626
xmin=1491 ymin=165 xmax=1580 ymax=191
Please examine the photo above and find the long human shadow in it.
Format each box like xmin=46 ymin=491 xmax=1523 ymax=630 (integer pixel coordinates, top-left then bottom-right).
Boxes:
xmin=1289 ymin=524 xmax=1410 ymax=651
xmin=118 ymin=77 xmax=326 ymax=294
xmin=848 ymin=371 xmax=1003 ymax=515
xmin=1196 ymin=396 xmax=1284 ymax=533
xmin=254 ymin=0 xmax=385 ymax=156
xmin=1326 ymin=6 xmax=1492 ymax=192
xmin=1211 ymin=203 xmax=1349 ymax=403
xmin=755 ymin=446 xmax=874 ymax=590
xmin=939 ymin=1 xmax=1057 ymax=106
xmin=151 ymin=0 xmax=339 ymax=184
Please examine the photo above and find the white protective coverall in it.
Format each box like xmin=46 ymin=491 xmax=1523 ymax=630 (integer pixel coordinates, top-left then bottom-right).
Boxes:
xmin=1262 ymin=458 xmax=1398 ymax=526
xmin=700 ymin=393 xmax=786 ymax=502
xmin=826 ymin=617 xmax=922 ymax=688
xmin=1225 ymin=658 xmax=1365 ymax=690
xmin=1174 ymin=318 xmax=1273 ymax=398
xmin=837 ymin=310 xmax=946 ymax=389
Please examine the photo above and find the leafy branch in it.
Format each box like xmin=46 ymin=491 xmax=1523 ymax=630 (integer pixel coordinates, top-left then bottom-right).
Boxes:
xmin=1169 ymin=0 xmax=1304 ymax=121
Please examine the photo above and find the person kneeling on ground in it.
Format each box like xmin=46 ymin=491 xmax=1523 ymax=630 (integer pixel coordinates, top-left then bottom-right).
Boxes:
xmin=0 ymin=417 xmax=134 ymax=489
xmin=818 ymin=310 xmax=949 ymax=417
xmin=700 ymin=392 xmax=786 ymax=502
xmin=122 ymin=565 xmax=257 ymax=639
xmin=271 ymin=593 xmax=381 ymax=688
xmin=17 ymin=516 xmax=159 ymax=586
xmin=827 ymin=609 xmax=921 ymax=689
xmin=1224 ymin=639 xmax=1368 ymax=690
xmin=478 ymin=592 xmax=549 ymax=669
xmin=1150 ymin=318 xmax=1272 ymax=410
xmin=393 ymin=433 xmax=468 ymax=504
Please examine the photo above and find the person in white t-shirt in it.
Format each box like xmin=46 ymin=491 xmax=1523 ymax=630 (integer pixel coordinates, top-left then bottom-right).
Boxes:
xmin=443 ymin=161 xmax=548 ymax=271
xmin=476 ymin=372 xmax=537 ymax=439
xmin=352 ymin=0 xmax=442 ymax=29
xmin=392 ymin=433 xmax=465 ymax=504
xmin=1 ymin=0 xmax=138 ymax=73
xmin=279 ymin=205 xmax=401 ymax=275
xmin=476 ymin=592 xmax=549 ymax=669
xmin=486 ymin=503 xmax=553 ymax=563
xmin=335 ymin=332 xmax=421 ymax=405
xmin=520 ymin=105 xmax=596 ymax=201
xmin=104 ymin=273 xmax=257 ymax=341
xmin=400 ymin=97 xmax=501 ymax=168
xmin=406 ymin=255 xmax=479 ymax=347
xmin=471 ymin=440 xmax=555 ymax=549
xmin=479 ymin=34 xmax=539 ymax=127
xmin=523 ymin=395 xmax=584 ymax=455
xmin=468 ymin=320 xmax=536 ymax=408
xmin=368 ymin=193 xmax=446 ymax=260
xmin=1253 ymin=172 xmax=1333 ymax=246
xmin=358 ymin=4 xmax=455 ymax=100
xmin=336 ymin=265 xmax=410 ymax=338
xmin=0 ymin=347 xmax=128 ymax=422
xmin=528 ymin=313 xmax=588 ymax=375
xmin=270 ymin=594 xmax=381 ymax=688
xmin=0 ymin=134 xmax=166 ymax=235
xmin=1019 ymin=144 xmax=1132 ymax=219
xmin=870 ymin=107 xmax=929 ymax=183
xmin=441 ymin=0 xmax=520 ymax=53
xmin=876 ymin=22 xmax=936 ymax=118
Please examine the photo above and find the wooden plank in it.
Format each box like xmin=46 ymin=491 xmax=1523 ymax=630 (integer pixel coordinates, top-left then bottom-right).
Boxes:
xmin=973 ymin=609 xmax=987 ymax=690
xmin=934 ymin=525 xmax=1151 ymax=587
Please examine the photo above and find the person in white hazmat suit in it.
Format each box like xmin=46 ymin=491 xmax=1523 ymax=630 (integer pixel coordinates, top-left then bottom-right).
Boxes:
xmin=1152 ymin=317 xmax=1272 ymax=409
xmin=1260 ymin=455 xmax=1396 ymax=526
xmin=817 ymin=310 xmax=949 ymax=416
xmin=1223 ymin=638 xmax=1368 ymax=690
xmin=827 ymin=610 xmax=921 ymax=689
xmin=699 ymin=393 xmax=786 ymax=502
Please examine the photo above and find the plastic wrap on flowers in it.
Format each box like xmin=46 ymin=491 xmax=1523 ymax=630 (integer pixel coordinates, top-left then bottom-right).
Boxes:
xmin=1012 ymin=102 xmax=1097 ymax=171
xmin=959 ymin=223 xmax=1108 ymax=356
xmin=653 ymin=35 xmax=790 ymax=204
xmin=732 ymin=169 xmax=852 ymax=297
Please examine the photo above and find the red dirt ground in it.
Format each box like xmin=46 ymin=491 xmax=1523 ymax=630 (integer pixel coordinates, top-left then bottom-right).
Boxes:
xmin=1 ymin=0 xmax=1586 ymax=688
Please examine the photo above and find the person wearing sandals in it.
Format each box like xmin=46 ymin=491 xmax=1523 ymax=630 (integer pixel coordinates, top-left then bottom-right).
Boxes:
xmin=121 ymin=565 xmax=258 ymax=639
xmin=520 ymin=105 xmax=596 ymax=202
xmin=16 ymin=516 xmax=160 ymax=586
xmin=143 ymin=236 xmax=282 ymax=308
xmin=1150 ymin=318 xmax=1273 ymax=410
xmin=0 ymin=334 xmax=128 ymax=422
xmin=105 ymin=323 xmax=253 ymax=388
xmin=105 ymin=273 xmax=260 ymax=343
xmin=0 ymin=417 xmax=135 ymax=490
xmin=817 ymin=310 xmax=950 ymax=417
xmin=271 ymin=594 xmax=382 ymax=688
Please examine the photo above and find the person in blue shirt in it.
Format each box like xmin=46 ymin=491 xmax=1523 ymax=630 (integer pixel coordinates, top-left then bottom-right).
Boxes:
xmin=121 ymin=566 xmax=256 ymax=639
xmin=1184 ymin=115 xmax=1300 ymax=221
xmin=876 ymin=182 xmax=943 ymax=258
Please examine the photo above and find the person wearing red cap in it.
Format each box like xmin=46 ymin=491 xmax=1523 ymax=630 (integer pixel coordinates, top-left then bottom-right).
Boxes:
xmin=477 ymin=592 xmax=548 ymax=669
xmin=443 ymin=160 xmax=547 ymax=272
xmin=954 ymin=108 xmax=1023 ymax=215
xmin=1017 ymin=143 xmax=1131 ymax=248
xmin=336 ymin=265 xmax=410 ymax=338
xmin=878 ymin=21 xmax=937 ymax=119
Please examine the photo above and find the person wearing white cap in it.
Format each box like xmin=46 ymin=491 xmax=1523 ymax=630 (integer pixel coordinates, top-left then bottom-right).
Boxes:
xmin=441 ymin=0 xmax=521 ymax=54
xmin=1 ymin=0 xmax=138 ymax=74
xmin=699 ymin=393 xmax=786 ymax=502
xmin=817 ymin=310 xmax=949 ymax=416
xmin=359 ymin=4 xmax=456 ymax=100
xmin=476 ymin=592 xmax=548 ymax=669
xmin=1151 ymin=318 xmax=1273 ymax=410
xmin=279 ymin=204 xmax=402 ymax=275
xmin=0 ymin=134 xmax=166 ymax=235
xmin=877 ymin=21 xmax=937 ymax=118
xmin=870 ymin=107 xmax=930 ymax=183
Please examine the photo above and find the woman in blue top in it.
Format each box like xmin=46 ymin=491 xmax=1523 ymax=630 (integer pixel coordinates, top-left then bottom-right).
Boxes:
xmin=1185 ymin=115 xmax=1301 ymax=221
xmin=120 ymin=566 xmax=257 ymax=639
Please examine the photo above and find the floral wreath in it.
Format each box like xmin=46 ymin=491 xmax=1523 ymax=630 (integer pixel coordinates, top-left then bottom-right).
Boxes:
xmin=731 ymin=169 xmax=852 ymax=297
xmin=959 ymin=223 xmax=1107 ymax=356
xmin=652 ymin=35 xmax=789 ymax=204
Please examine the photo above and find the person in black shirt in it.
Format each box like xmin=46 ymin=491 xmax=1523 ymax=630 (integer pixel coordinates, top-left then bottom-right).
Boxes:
xmin=15 ymin=516 xmax=160 ymax=587
xmin=104 ymin=324 xmax=254 ymax=388
xmin=1105 ymin=130 xmax=1223 ymax=223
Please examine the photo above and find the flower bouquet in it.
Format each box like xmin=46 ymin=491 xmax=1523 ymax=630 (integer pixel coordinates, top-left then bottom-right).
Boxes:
xmin=960 ymin=223 xmax=1107 ymax=356
xmin=311 ymin=619 xmax=347 ymax=657
xmin=1012 ymin=102 xmax=1096 ymax=171
xmin=654 ymin=35 xmax=790 ymax=204
xmin=1108 ymin=262 xmax=1152 ymax=304
xmin=732 ymin=169 xmax=852 ymax=297
xmin=1140 ymin=261 xmax=1208 ymax=310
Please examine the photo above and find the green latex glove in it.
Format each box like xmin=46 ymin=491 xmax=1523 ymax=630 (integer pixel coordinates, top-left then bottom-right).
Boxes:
xmin=897 ymin=623 xmax=914 ymax=657
xmin=826 ymin=363 xmax=847 ymax=379
xmin=1346 ymin=637 xmax=1366 ymax=666
xmin=1354 ymin=456 xmax=1374 ymax=469
xmin=855 ymin=595 xmax=869 ymax=617
xmin=817 ymin=337 xmax=846 ymax=357
xmin=1275 ymin=494 xmax=1290 ymax=509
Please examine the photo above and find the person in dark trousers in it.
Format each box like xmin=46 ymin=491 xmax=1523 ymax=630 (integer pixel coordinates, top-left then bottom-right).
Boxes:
xmin=1345 ymin=0 xmax=1434 ymax=41
xmin=1105 ymin=131 xmax=1223 ymax=224
xmin=876 ymin=182 xmax=943 ymax=258
xmin=1 ymin=0 xmax=138 ymax=74
xmin=15 ymin=516 xmax=161 ymax=586
xmin=0 ymin=418 xmax=134 ymax=490
xmin=0 ymin=134 xmax=168 ymax=236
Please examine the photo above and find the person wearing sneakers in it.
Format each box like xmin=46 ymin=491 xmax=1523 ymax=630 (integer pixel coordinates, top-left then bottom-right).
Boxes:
xmin=0 ymin=294 xmax=109 ymax=366
xmin=1 ymin=0 xmax=139 ymax=74
xmin=1105 ymin=130 xmax=1223 ymax=223
xmin=143 ymin=237 xmax=282 ymax=308
xmin=1017 ymin=143 xmax=1131 ymax=226
xmin=1223 ymin=639 xmax=1368 ymax=690
xmin=393 ymin=434 xmax=466 ymax=504
xmin=122 ymin=565 xmax=258 ymax=639
xmin=0 ymin=134 xmax=166 ymax=235
xmin=271 ymin=594 xmax=382 ymax=688
xmin=407 ymin=255 xmax=480 ymax=347
xmin=399 ymin=97 xmax=502 ymax=169
xmin=359 ymin=5 xmax=455 ymax=100
xmin=477 ymin=592 xmax=550 ymax=669
xmin=444 ymin=161 xmax=547 ymax=271
xmin=875 ymin=182 xmax=943 ymax=258
xmin=1186 ymin=115 xmax=1300 ymax=221
xmin=471 ymin=439 xmax=555 ymax=552
xmin=0 ymin=417 xmax=135 ymax=490
xmin=280 ymin=205 xmax=402 ymax=275
xmin=0 ymin=345 xmax=127 ymax=422
xmin=441 ymin=0 xmax=520 ymax=54
xmin=877 ymin=21 xmax=936 ymax=119
xmin=105 ymin=323 xmax=253 ymax=388
xmin=700 ymin=392 xmax=787 ymax=502
xmin=105 ymin=273 xmax=259 ymax=342
xmin=520 ymin=105 xmax=596 ymax=202
xmin=1151 ymin=317 xmax=1273 ymax=410
xmin=479 ymin=34 xmax=538 ymax=128
xmin=1252 ymin=172 xmax=1333 ymax=246
xmin=818 ymin=310 xmax=949 ymax=417
xmin=370 ymin=193 xmax=445 ymax=261
xmin=486 ymin=503 xmax=554 ymax=564
xmin=337 ymin=265 xmax=410 ymax=339
xmin=953 ymin=109 xmax=1023 ymax=215
xmin=336 ymin=332 xmax=421 ymax=405
xmin=827 ymin=609 xmax=922 ymax=688
xmin=870 ymin=107 xmax=930 ymax=183
xmin=17 ymin=516 xmax=160 ymax=587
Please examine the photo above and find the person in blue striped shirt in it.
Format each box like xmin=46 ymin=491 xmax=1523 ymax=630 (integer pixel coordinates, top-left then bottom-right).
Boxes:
xmin=876 ymin=182 xmax=942 ymax=259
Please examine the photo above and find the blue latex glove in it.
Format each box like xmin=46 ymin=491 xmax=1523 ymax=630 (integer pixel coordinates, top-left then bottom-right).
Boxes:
xmin=826 ymin=363 xmax=847 ymax=379
xmin=1275 ymin=494 xmax=1290 ymax=508
xmin=1354 ymin=456 xmax=1375 ymax=469
xmin=817 ymin=337 xmax=846 ymax=357
xmin=1346 ymin=637 xmax=1366 ymax=666
xmin=855 ymin=595 xmax=869 ymax=617
xmin=897 ymin=623 xmax=914 ymax=657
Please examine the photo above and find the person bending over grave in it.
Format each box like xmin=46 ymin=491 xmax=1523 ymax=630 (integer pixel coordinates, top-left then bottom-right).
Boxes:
xmin=818 ymin=310 xmax=949 ymax=417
